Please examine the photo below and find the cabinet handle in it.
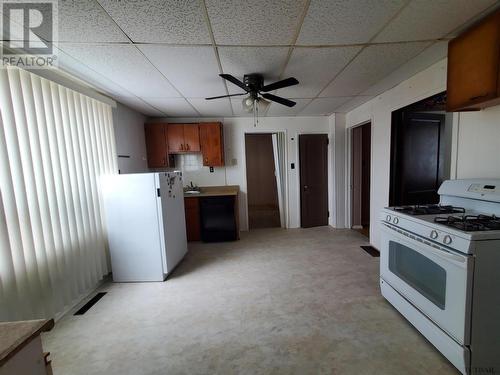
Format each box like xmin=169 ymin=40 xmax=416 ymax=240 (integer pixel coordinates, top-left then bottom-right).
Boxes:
xmin=186 ymin=143 xmax=190 ymax=151
xmin=180 ymin=143 xmax=184 ymax=150
xmin=469 ymin=93 xmax=489 ymax=101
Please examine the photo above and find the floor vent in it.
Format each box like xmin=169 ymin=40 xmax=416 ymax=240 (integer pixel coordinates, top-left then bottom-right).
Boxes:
xmin=360 ymin=245 xmax=380 ymax=257
xmin=74 ymin=292 xmax=107 ymax=315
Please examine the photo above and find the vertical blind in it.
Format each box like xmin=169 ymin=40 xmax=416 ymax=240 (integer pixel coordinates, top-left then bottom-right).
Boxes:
xmin=0 ymin=67 xmax=117 ymax=321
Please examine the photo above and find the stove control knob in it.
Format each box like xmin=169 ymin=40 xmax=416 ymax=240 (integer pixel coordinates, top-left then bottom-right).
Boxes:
xmin=386 ymin=215 xmax=391 ymax=222
xmin=393 ymin=217 xmax=399 ymax=224
xmin=430 ymin=230 xmax=439 ymax=239
xmin=443 ymin=235 xmax=452 ymax=245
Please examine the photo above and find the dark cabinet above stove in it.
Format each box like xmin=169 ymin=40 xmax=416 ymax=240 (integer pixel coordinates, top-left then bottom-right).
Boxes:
xmin=446 ymin=9 xmax=500 ymax=112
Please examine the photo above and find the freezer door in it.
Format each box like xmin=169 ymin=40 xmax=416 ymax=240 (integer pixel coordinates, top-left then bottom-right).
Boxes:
xmin=101 ymin=173 xmax=165 ymax=282
xmin=159 ymin=172 xmax=188 ymax=274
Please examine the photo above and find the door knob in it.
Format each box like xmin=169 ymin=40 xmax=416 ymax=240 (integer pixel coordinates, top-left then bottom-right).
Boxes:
xmin=304 ymin=185 xmax=308 ymax=191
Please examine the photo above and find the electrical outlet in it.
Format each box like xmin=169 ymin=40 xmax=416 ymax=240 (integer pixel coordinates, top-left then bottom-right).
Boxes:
xmin=209 ymin=166 xmax=214 ymax=173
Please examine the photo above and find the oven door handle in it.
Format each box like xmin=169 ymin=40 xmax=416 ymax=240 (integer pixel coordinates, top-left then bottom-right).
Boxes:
xmin=382 ymin=223 xmax=467 ymax=265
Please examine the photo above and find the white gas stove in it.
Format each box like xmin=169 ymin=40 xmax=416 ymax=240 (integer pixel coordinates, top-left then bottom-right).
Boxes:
xmin=379 ymin=179 xmax=500 ymax=375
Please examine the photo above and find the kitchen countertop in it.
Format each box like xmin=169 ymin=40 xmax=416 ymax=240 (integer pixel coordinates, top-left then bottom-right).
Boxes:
xmin=184 ymin=185 xmax=239 ymax=198
xmin=0 ymin=319 xmax=54 ymax=367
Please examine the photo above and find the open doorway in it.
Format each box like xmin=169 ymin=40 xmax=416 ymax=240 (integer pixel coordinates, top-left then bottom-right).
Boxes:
xmin=351 ymin=123 xmax=371 ymax=237
xmin=390 ymin=92 xmax=452 ymax=206
xmin=245 ymin=134 xmax=280 ymax=229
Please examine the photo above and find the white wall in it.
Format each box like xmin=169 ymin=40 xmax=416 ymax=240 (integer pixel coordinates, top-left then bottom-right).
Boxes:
xmin=112 ymin=102 xmax=148 ymax=174
xmin=455 ymin=106 xmax=500 ymax=178
xmin=344 ymin=58 xmax=500 ymax=249
xmin=148 ymin=116 xmax=332 ymax=231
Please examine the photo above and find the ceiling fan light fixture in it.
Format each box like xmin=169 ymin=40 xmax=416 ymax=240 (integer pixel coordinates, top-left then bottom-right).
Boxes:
xmin=256 ymin=97 xmax=270 ymax=112
xmin=242 ymin=96 xmax=254 ymax=112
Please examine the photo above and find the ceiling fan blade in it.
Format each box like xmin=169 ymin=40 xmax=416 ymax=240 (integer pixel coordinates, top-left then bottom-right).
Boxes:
xmin=219 ymin=74 xmax=249 ymax=92
xmin=205 ymin=93 xmax=246 ymax=100
xmin=261 ymin=77 xmax=299 ymax=92
xmin=261 ymin=93 xmax=296 ymax=107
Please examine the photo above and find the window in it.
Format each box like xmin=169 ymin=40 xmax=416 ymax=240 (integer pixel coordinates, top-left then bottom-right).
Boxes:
xmin=0 ymin=67 xmax=117 ymax=320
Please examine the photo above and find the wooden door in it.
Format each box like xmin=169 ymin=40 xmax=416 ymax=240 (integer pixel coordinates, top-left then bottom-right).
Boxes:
xmin=299 ymin=134 xmax=328 ymax=228
xmin=168 ymin=124 xmax=185 ymax=153
xmin=184 ymin=197 xmax=200 ymax=241
xmin=183 ymin=124 xmax=200 ymax=152
xmin=390 ymin=113 xmax=445 ymax=205
xmin=144 ymin=123 xmax=167 ymax=168
xmin=200 ymin=122 xmax=224 ymax=166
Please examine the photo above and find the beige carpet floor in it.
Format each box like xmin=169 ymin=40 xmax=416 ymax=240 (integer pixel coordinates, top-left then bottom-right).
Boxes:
xmin=43 ymin=227 xmax=458 ymax=375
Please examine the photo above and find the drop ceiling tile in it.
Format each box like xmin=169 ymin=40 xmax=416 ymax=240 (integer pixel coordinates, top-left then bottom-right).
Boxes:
xmin=206 ymin=0 xmax=306 ymax=45
xmin=218 ymin=47 xmax=289 ymax=94
xmin=56 ymin=48 xmax=134 ymax=98
xmin=57 ymin=0 xmax=128 ymax=42
xmin=297 ymin=0 xmax=405 ymax=45
xmin=116 ymin=96 xmax=166 ymax=116
xmin=138 ymin=45 xmax=225 ymax=98
xmin=59 ymin=44 xmax=181 ymax=98
xmin=374 ymin=0 xmax=497 ymax=43
xmin=144 ymin=98 xmax=199 ymax=117
xmin=361 ymin=41 xmax=447 ymax=96
xmin=334 ymin=96 xmax=374 ymax=113
xmin=98 ymin=0 xmax=211 ymax=43
xmin=298 ymin=97 xmax=352 ymax=116
xmin=266 ymin=99 xmax=312 ymax=116
xmin=320 ymin=42 xmax=430 ymax=97
xmin=278 ymin=46 xmax=361 ymax=98
xmin=188 ymin=98 xmax=233 ymax=117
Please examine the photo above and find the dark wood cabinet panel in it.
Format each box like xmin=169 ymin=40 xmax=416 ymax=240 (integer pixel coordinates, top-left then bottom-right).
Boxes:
xmin=447 ymin=9 xmax=500 ymax=111
xmin=200 ymin=122 xmax=224 ymax=166
xmin=184 ymin=124 xmax=200 ymax=152
xmin=144 ymin=123 xmax=171 ymax=168
xmin=167 ymin=124 xmax=185 ymax=153
xmin=184 ymin=197 xmax=200 ymax=242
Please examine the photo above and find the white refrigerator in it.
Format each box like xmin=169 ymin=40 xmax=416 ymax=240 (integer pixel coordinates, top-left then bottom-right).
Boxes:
xmin=101 ymin=172 xmax=188 ymax=282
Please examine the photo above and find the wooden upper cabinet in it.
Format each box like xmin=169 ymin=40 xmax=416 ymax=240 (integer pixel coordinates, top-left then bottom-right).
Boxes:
xmin=167 ymin=124 xmax=200 ymax=153
xmin=144 ymin=123 xmax=171 ymax=168
xmin=167 ymin=124 xmax=185 ymax=153
xmin=447 ymin=9 xmax=500 ymax=111
xmin=145 ymin=123 xmax=224 ymax=165
xmin=184 ymin=124 xmax=200 ymax=152
xmin=200 ymin=122 xmax=224 ymax=166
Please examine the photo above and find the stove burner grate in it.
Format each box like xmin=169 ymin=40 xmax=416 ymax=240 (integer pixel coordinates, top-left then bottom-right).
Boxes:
xmin=393 ymin=204 xmax=465 ymax=216
xmin=434 ymin=214 xmax=500 ymax=232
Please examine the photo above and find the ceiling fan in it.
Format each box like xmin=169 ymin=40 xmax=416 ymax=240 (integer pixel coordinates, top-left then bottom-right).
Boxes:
xmin=206 ymin=73 xmax=299 ymax=110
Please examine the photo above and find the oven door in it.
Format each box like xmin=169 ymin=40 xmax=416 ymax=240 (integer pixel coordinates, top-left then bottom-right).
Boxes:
xmin=380 ymin=223 xmax=473 ymax=345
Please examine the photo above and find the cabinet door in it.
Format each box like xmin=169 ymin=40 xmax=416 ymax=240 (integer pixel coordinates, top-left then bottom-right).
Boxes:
xmin=144 ymin=123 xmax=167 ymax=168
xmin=447 ymin=10 xmax=500 ymax=111
xmin=183 ymin=124 xmax=200 ymax=152
xmin=200 ymin=122 xmax=224 ymax=166
xmin=167 ymin=124 xmax=185 ymax=153
xmin=184 ymin=197 xmax=200 ymax=241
